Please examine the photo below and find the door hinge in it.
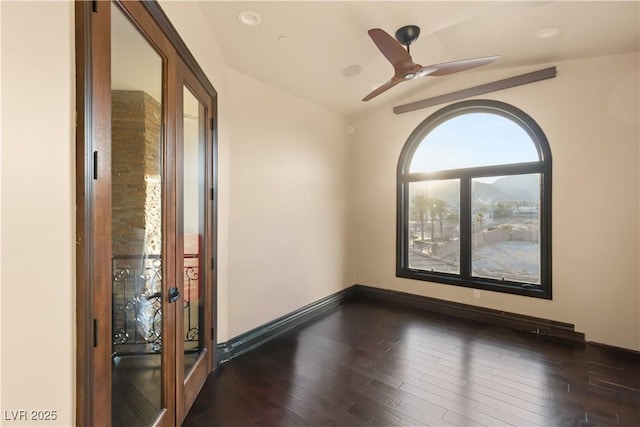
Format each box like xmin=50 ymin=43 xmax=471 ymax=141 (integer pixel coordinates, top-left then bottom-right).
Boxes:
xmin=211 ymin=257 xmax=215 ymax=270
xmin=210 ymin=188 xmax=214 ymax=200
xmin=93 ymin=318 xmax=98 ymax=347
xmin=210 ymin=117 xmax=214 ymax=130
xmin=211 ymin=327 xmax=214 ymax=340
xmin=92 ymin=0 xmax=98 ymax=13
xmin=93 ymin=151 xmax=98 ymax=180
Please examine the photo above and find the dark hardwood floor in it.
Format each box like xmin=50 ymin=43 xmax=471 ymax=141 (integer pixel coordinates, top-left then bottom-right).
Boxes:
xmin=113 ymin=354 xmax=162 ymax=427
xmin=184 ymin=300 xmax=640 ymax=426
xmin=112 ymin=351 xmax=201 ymax=426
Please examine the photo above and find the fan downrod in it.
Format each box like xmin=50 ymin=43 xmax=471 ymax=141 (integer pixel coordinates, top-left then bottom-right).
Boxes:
xmin=395 ymin=25 xmax=421 ymax=52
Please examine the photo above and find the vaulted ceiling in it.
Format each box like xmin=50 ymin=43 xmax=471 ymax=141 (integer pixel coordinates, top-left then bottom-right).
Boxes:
xmin=197 ymin=1 xmax=639 ymax=119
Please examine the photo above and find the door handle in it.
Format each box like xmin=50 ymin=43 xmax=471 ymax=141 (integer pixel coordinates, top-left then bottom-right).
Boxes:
xmin=168 ymin=286 xmax=180 ymax=303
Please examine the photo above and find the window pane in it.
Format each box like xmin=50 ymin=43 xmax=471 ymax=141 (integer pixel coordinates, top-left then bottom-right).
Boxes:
xmin=471 ymin=174 xmax=541 ymax=284
xmin=410 ymin=113 xmax=540 ymax=173
xmin=408 ymin=180 xmax=460 ymax=274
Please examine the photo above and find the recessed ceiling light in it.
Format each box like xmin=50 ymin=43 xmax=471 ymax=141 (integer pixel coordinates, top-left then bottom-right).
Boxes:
xmin=536 ymin=27 xmax=559 ymax=39
xmin=237 ymin=10 xmax=261 ymax=27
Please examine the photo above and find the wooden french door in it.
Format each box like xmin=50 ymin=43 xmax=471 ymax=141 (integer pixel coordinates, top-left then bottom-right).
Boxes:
xmin=175 ymin=56 xmax=217 ymax=424
xmin=75 ymin=1 xmax=217 ymax=426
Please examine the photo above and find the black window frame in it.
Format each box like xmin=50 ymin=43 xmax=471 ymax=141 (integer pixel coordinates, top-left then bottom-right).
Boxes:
xmin=397 ymin=100 xmax=552 ymax=299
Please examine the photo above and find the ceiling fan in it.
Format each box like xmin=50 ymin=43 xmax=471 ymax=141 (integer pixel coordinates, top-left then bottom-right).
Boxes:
xmin=362 ymin=25 xmax=499 ymax=101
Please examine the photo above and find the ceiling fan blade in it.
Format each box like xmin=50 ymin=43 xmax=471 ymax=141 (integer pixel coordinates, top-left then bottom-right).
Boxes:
xmin=427 ymin=55 xmax=499 ymax=76
xmin=364 ymin=27 xmax=497 ymax=101
xmin=362 ymin=76 xmax=404 ymax=102
xmin=368 ymin=28 xmax=412 ymax=66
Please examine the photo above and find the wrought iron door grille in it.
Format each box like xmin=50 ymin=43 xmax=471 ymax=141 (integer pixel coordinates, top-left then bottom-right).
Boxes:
xmin=112 ymin=254 xmax=200 ymax=356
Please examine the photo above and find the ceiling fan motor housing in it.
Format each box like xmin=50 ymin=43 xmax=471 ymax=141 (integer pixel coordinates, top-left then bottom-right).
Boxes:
xmin=395 ymin=25 xmax=421 ymax=46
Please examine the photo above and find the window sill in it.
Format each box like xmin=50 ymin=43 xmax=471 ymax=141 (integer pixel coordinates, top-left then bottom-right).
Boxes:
xmin=397 ymin=268 xmax=551 ymax=299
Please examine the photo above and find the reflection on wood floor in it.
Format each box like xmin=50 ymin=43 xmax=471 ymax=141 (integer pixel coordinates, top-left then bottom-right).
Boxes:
xmin=184 ymin=300 xmax=640 ymax=426
xmin=112 ymin=354 xmax=161 ymax=427
xmin=112 ymin=352 xmax=200 ymax=427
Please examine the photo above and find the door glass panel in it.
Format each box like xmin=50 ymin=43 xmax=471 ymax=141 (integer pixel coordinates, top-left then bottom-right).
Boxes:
xmin=182 ymin=86 xmax=205 ymax=376
xmin=111 ymin=3 xmax=164 ymax=426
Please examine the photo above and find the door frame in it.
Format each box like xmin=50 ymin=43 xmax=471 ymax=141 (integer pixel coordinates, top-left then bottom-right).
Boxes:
xmin=75 ymin=1 xmax=218 ymax=425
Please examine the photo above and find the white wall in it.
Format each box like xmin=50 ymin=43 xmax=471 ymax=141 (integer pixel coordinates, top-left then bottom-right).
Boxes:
xmin=351 ymin=53 xmax=640 ymax=351
xmin=0 ymin=1 xmax=75 ymax=425
xmin=161 ymin=1 xmax=355 ymax=340
xmin=226 ymin=69 xmax=354 ymax=337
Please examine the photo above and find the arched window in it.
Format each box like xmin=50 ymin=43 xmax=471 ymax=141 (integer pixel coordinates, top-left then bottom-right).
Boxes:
xmin=397 ymin=100 xmax=552 ymax=298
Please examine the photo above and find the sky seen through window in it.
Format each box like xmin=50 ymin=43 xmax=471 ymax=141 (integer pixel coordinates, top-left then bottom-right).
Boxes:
xmin=409 ymin=113 xmax=540 ymax=180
